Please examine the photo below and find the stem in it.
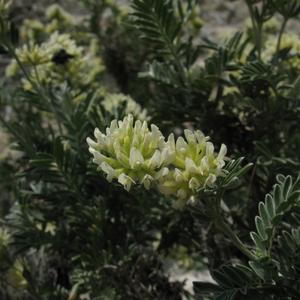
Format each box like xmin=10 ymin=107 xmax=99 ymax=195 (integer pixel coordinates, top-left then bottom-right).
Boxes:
xmin=7 ymin=43 xmax=64 ymax=136
xmin=215 ymin=214 xmax=256 ymax=260
xmin=7 ymin=44 xmax=36 ymax=88
xmin=155 ymin=18 xmax=188 ymax=88
xmin=212 ymin=194 xmax=256 ymax=260
xmin=31 ymin=63 xmax=63 ymax=136
xmin=256 ymin=23 xmax=262 ymax=60
xmin=245 ymin=0 xmax=263 ymax=60
xmin=276 ymin=17 xmax=288 ymax=55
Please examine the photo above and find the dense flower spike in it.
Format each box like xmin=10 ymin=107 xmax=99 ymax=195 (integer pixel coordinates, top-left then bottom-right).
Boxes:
xmin=87 ymin=115 xmax=170 ymax=191
xmin=88 ymin=115 xmax=228 ymax=207
xmin=6 ymin=32 xmax=105 ymax=95
xmin=158 ymin=130 xmax=227 ymax=208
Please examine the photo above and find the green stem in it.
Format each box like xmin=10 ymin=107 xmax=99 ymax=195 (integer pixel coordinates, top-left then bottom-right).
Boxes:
xmin=215 ymin=214 xmax=256 ymax=260
xmin=7 ymin=44 xmax=35 ymax=88
xmin=276 ymin=17 xmax=288 ymax=55
xmin=245 ymin=0 xmax=263 ymax=60
xmin=7 ymin=44 xmax=64 ymax=136
xmin=31 ymin=63 xmax=63 ymax=136
xmin=256 ymin=23 xmax=262 ymax=60
xmin=212 ymin=194 xmax=256 ymax=260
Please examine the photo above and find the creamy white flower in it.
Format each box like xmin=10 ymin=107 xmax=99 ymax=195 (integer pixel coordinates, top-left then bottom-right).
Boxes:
xmin=158 ymin=129 xmax=227 ymax=206
xmin=87 ymin=115 xmax=169 ymax=190
xmin=88 ymin=115 xmax=228 ymax=208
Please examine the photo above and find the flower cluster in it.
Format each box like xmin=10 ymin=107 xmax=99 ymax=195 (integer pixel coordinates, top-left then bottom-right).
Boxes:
xmin=6 ymin=32 xmax=105 ymax=96
xmin=87 ymin=115 xmax=227 ymax=206
xmin=87 ymin=115 xmax=170 ymax=191
xmin=20 ymin=4 xmax=75 ymax=41
xmin=157 ymin=130 xmax=227 ymax=207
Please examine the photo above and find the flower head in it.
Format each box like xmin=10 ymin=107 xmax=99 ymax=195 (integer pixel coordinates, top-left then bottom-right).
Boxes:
xmin=16 ymin=43 xmax=49 ymax=65
xmin=88 ymin=115 xmax=227 ymax=207
xmin=6 ymin=32 xmax=105 ymax=95
xmin=158 ymin=129 xmax=227 ymax=207
xmin=87 ymin=115 xmax=170 ymax=191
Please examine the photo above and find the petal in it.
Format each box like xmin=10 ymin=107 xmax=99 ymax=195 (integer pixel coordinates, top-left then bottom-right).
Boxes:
xmin=194 ymin=130 xmax=205 ymax=144
xmin=185 ymin=158 xmax=198 ymax=173
xmin=141 ymin=174 xmax=154 ymax=190
xmin=118 ymin=173 xmax=135 ymax=191
xmin=205 ymin=142 xmax=214 ymax=157
xmin=174 ymin=168 xmax=184 ymax=182
xmin=189 ymin=177 xmax=200 ymax=190
xmin=86 ymin=137 xmax=98 ymax=149
xmin=148 ymin=150 xmax=161 ymax=169
xmin=134 ymin=120 xmax=142 ymax=132
xmin=100 ymin=162 xmax=116 ymax=182
xmin=176 ymin=136 xmax=187 ymax=152
xmin=94 ymin=128 xmax=106 ymax=146
xmin=205 ymin=174 xmax=217 ymax=187
xmin=92 ymin=151 xmax=107 ymax=165
xmin=217 ymin=144 xmax=227 ymax=160
xmin=161 ymin=146 xmax=175 ymax=165
xmin=155 ymin=167 xmax=169 ymax=179
xmin=200 ymin=156 xmax=209 ymax=173
xmin=184 ymin=129 xmax=196 ymax=144
xmin=150 ymin=124 xmax=162 ymax=140
xmin=166 ymin=133 xmax=175 ymax=150
xmin=129 ymin=147 xmax=144 ymax=169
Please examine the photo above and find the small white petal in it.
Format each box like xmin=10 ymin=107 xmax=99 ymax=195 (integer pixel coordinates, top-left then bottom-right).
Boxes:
xmin=100 ymin=162 xmax=115 ymax=182
xmin=189 ymin=177 xmax=200 ymax=190
xmin=184 ymin=129 xmax=196 ymax=144
xmin=134 ymin=120 xmax=142 ymax=132
xmin=118 ymin=173 xmax=135 ymax=191
xmin=86 ymin=137 xmax=98 ymax=149
xmin=129 ymin=147 xmax=144 ymax=169
xmin=92 ymin=151 xmax=107 ymax=164
xmin=185 ymin=158 xmax=198 ymax=173
xmin=166 ymin=133 xmax=175 ymax=150
xmin=217 ymin=144 xmax=227 ymax=160
xmin=194 ymin=130 xmax=205 ymax=143
xmin=174 ymin=168 xmax=184 ymax=182
xmin=161 ymin=147 xmax=175 ymax=165
xmin=206 ymin=142 xmax=214 ymax=156
xmin=205 ymin=174 xmax=217 ymax=187
xmin=148 ymin=150 xmax=161 ymax=169
xmin=141 ymin=174 xmax=154 ymax=190
xmin=110 ymin=119 xmax=118 ymax=132
xmin=155 ymin=167 xmax=169 ymax=179
xmin=176 ymin=137 xmax=187 ymax=152
xmin=150 ymin=124 xmax=161 ymax=138
xmin=94 ymin=128 xmax=102 ymax=139
xmin=200 ymin=156 xmax=209 ymax=173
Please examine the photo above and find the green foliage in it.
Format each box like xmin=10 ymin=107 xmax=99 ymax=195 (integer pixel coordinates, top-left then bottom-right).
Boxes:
xmin=131 ymin=0 xmax=180 ymax=55
xmin=194 ymin=265 xmax=257 ymax=300
xmin=250 ymin=174 xmax=300 ymax=258
xmin=0 ymin=0 xmax=300 ymax=299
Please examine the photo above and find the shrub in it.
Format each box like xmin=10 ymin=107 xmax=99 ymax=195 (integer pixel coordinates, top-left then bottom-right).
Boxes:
xmin=0 ymin=0 xmax=299 ymax=299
